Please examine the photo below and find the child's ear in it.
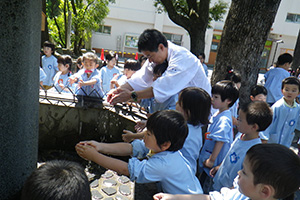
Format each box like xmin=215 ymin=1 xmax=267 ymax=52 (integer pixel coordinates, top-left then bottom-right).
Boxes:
xmin=160 ymin=141 xmax=171 ymax=151
xmin=225 ymin=99 xmax=232 ymax=106
xmin=65 ymin=64 xmax=69 ymax=69
xmin=250 ymin=95 xmax=255 ymax=101
xmin=260 ymin=184 xmax=275 ymax=199
xmin=95 ymin=64 xmax=99 ymax=69
xmin=251 ymin=123 xmax=259 ymax=132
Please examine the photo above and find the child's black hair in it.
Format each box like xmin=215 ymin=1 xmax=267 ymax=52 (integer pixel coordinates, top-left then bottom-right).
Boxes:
xmin=57 ymin=55 xmax=72 ymax=76
xmin=124 ymin=59 xmax=141 ymax=71
xmin=239 ymin=101 xmax=272 ymax=132
xmin=138 ymin=29 xmax=168 ymax=52
xmin=43 ymin=41 xmax=55 ymax=55
xmin=138 ymin=55 xmax=147 ymax=65
xmin=224 ymin=66 xmax=241 ymax=84
xmin=21 ymin=160 xmax=91 ymax=200
xmin=153 ymin=61 xmax=168 ymax=76
xmin=246 ymin=144 xmax=300 ymax=200
xmin=250 ymin=85 xmax=267 ymax=97
xmin=281 ymin=76 xmax=300 ymax=91
xmin=277 ymin=53 xmax=293 ymax=66
xmin=212 ymin=80 xmax=239 ymax=107
xmin=178 ymin=87 xmax=211 ymax=126
xmin=146 ymin=110 xmax=188 ymax=152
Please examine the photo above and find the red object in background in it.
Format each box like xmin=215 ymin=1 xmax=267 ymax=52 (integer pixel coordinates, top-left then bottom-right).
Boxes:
xmin=135 ymin=52 xmax=138 ymax=60
xmin=100 ymin=49 xmax=104 ymax=61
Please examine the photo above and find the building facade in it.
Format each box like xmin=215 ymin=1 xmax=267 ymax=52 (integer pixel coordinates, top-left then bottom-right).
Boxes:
xmin=91 ymin=0 xmax=300 ymax=69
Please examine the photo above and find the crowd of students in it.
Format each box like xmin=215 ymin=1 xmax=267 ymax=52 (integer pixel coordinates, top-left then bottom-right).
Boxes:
xmin=28 ymin=29 xmax=300 ymax=200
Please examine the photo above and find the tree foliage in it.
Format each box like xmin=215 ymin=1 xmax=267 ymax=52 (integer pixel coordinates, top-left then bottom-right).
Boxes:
xmin=46 ymin=0 xmax=112 ymax=55
xmin=154 ymin=0 xmax=228 ymax=55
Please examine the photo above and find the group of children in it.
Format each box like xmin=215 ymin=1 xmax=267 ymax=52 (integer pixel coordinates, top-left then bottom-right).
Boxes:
xmin=40 ymin=41 xmax=142 ymax=98
xmin=35 ymin=45 xmax=300 ymax=199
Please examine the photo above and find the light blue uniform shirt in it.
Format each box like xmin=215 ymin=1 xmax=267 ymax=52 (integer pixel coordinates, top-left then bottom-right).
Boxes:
xmin=75 ymin=69 xmax=103 ymax=98
xmin=180 ymin=124 xmax=203 ymax=175
xmin=139 ymin=94 xmax=177 ymax=113
xmin=213 ymin=133 xmax=261 ymax=191
xmin=42 ymin=55 xmax=58 ymax=86
xmin=128 ymin=140 xmax=203 ymax=194
xmin=39 ymin=68 xmax=47 ymax=83
xmin=198 ymin=110 xmax=234 ymax=175
xmin=261 ymin=97 xmax=300 ymax=147
xmin=264 ymin=67 xmax=290 ymax=104
xmin=99 ymin=66 xmax=122 ymax=95
xmin=202 ymin=63 xmax=208 ymax=77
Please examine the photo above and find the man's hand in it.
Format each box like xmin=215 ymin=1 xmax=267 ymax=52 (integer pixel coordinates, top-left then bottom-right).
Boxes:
xmin=107 ymin=88 xmax=131 ymax=105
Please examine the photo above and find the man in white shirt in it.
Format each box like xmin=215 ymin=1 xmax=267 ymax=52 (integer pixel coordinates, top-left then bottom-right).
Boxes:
xmin=107 ymin=29 xmax=211 ymax=105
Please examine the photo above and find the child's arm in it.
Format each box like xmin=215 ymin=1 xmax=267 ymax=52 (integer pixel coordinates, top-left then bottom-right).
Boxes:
xmin=122 ymin=130 xmax=145 ymax=143
xmin=209 ymin=165 xmax=220 ymax=177
xmin=153 ymin=193 xmax=210 ymax=200
xmin=78 ymin=78 xmax=97 ymax=87
xmin=75 ymin=143 xmax=129 ymax=176
xmin=203 ymin=141 xmax=224 ymax=169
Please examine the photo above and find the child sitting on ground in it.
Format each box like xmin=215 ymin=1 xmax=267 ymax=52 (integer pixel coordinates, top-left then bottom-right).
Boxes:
xmin=261 ymin=76 xmax=300 ymax=147
xmin=153 ymin=143 xmax=300 ymax=200
xmin=76 ymin=110 xmax=203 ymax=194
xmin=210 ymin=101 xmax=272 ymax=191
xmin=21 ymin=160 xmax=91 ymax=200
xmin=69 ymin=52 xmax=103 ymax=98
xmin=51 ymin=55 xmax=74 ymax=93
xmin=110 ymin=59 xmax=141 ymax=89
xmin=198 ymin=80 xmax=239 ymax=193
xmin=250 ymin=85 xmax=267 ymax=102
xmin=41 ymin=41 xmax=58 ymax=90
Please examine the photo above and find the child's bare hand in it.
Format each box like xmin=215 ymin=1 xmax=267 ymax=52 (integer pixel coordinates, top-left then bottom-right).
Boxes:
xmin=203 ymin=159 xmax=214 ymax=169
xmin=153 ymin=193 xmax=176 ymax=200
xmin=78 ymin=79 xmax=84 ymax=88
xmin=58 ymin=83 xmax=64 ymax=89
xmin=69 ymin=77 xmax=76 ymax=85
xmin=75 ymin=142 xmax=97 ymax=161
xmin=122 ymin=130 xmax=135 ymax=143
xmin=82 ymin=140 xmax=102 ymax=152
xmin=135 ymin=120 xmax=147 ymax=132
xmin=209 ymin=165 xmax=220 ymax=177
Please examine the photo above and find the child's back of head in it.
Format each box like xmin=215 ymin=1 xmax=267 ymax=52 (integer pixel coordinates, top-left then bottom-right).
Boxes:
xmin=246 ymin=143 xmax=300 ymax=200
xmin=124 ymin=59 xmax=141 ymax=71
xmin=239 ymin=101 xmax=272 ymax=132
xmin=250 ymin=85 xmax=267 ymax=100
xmin=146 ymin=110 xmax=188 ymax=151
xmin=224 ymin=67 xmax=241 ymax=86
xmin=212 ymin=80 xmax=239 ymax=107
xmin=153 ymin=61 xmax=168 ymax=76
xmin=178 ymin=87 xmax=211 ymax=126
xmin=277 ymin=53 xmax=293 ymax=66
xmin=21 ymin=160 xmax=91 ymax=200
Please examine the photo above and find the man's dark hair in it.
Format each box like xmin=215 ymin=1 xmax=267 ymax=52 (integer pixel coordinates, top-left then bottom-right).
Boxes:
xmin=43 ymin=41 xmax=55 ymax=55
xmin=21 ymin=160 xmax=91 ymax=200
xmin=124 ymin=59 xmax=141 ymax=71
xmin=239 ymin=101 xmax=272 ymax=132
xmin=146 ymin=110 xmax=188 ymax=151
xmin=212 ymin=80 xmax=239 ymax=107
xmin=250 ymin=85 xmax=267 ymax=97
xmin=281 ymin=76 xmax=300 ymax=91
xmin=277 ymin=53 xmax=293 ymax=66
xmin=138 ymin=29 xmax=168 ymax=52
xmin=246 ymin=144 xmax=300 ymax=200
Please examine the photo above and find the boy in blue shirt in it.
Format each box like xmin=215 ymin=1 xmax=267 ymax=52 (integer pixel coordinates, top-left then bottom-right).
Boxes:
xmin=42 ymin=41 xmax=58 ymax=90
xmin=261 ymin=76 xmax=300 ymax=147
xmin=76 ymin=110 xmax=202 ymax=194
xmin=264 ymin=53 xmax=292 ymax=106
xmin=210 ymin=101 xmax=272 ymax=191
xmin=154 ymin=144 xmax=300 ymax=200
xmin=69 ymin=52 xmax=103 ymax=98
xmin=198 ymin=80 xmax=239 ymax=193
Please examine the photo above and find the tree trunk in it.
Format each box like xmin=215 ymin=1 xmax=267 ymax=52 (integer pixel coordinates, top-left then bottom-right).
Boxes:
xmin=211 ymin=0 xmax=281 ymax=105
xmin=188 ymin=26 xmax=206 ymax=56
xmin=292 ymin=29 xmax=300 ymax=72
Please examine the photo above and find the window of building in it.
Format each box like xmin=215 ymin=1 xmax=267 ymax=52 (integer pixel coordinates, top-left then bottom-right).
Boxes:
xmin=211 ymin=42 xmax=219 ymax=52
xmin=98 ymin=25 xmax=111 ymax=34
xmin=163 ymin=32 xmax=183 ymax=46
xmin=286 ymin=13 xmax=300 ymax=23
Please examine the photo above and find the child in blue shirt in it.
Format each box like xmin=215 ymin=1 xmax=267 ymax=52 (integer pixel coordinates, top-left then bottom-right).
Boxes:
xmin=76 ymin=110 xmax=203 ymax=194
xmin=264 ymin=53 xmax=292 ymax=106
xmin=198 ymin=80 xmax=239 ymax=193
xmin=261 ymin=76 xmax=300 ymax=147
xmin=154 ymin=143 xmax=300 ymax=200
xmin=39 ymin=67 xmax=46 ymax=86
xmin=249 ymin=85 xmax=267 ymax=102
xmin=69 ymin=52 xmax=103 ymax=98
xmin=176 ymin=87 xmax=211 ymax=175
xmin=42 ymin=41 xmax=58 ymax=89
xmin=99 ymin=51 xmax=122 ymax=95
xmin=210 ymin=101 xmax=272 ymax=191
xmin=52 ymin=55 xmax=74 ymax=93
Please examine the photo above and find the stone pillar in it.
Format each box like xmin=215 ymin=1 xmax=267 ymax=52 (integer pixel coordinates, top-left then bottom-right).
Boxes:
xmin=0 ymin=0 xmax=41 ymax=199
